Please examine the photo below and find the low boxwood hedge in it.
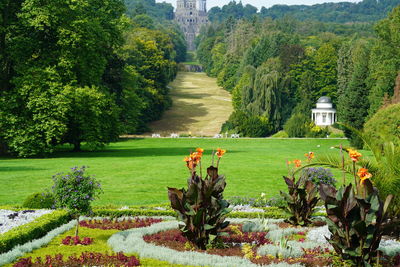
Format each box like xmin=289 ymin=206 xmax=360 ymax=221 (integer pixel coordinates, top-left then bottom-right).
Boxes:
xmin=0 ymin=210 xmax=72 ymax=254
xmin=92 ymin=206 xmax=290 ymax=219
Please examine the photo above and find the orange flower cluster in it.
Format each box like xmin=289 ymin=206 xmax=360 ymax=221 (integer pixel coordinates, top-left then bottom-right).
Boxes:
xmin=183 ymin=148 xmax=204 ymax=170
xmin=216 ymin=148 xmax=226 ymax=158
xmin=357 ymin=168 xmax=372 ymax=185
xmin=349 ymin=149 xmax=362 ymax=162
xmin=304 ymin=152 xmax=315 ymax=162
xmin=288 ymin=159 xmax=302 ymax=168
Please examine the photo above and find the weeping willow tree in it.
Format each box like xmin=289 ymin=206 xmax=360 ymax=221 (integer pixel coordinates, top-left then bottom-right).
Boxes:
xmin=226 ymin=58 xmax=285 ymax=136
xmin=232 ymin=65 xmax=256 ymax=110
xmin=249 ymin=58 xmax=283 ymax=131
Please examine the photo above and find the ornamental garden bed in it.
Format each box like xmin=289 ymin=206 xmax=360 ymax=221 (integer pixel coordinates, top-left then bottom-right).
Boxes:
xmin=1 ymin=214 xmax=400 ymax=266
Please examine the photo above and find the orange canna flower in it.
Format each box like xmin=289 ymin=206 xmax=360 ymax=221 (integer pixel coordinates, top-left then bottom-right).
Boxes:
xmin=305 ymin=152 xmax=315 ymax=162
xmin=196 ymin=148 xmax=204 ymax=154
xmin=349 ymin=149 xmax=362 ymax=162
xmin=216 ymin=148 xmax=226 ymax=158
xmin=293 ymin=159 xmax=302 ymax=168
xmin=357 ymin=168 xmax=372 ymax=185
xmin=184 ymin=150 xmax=203 ymax=170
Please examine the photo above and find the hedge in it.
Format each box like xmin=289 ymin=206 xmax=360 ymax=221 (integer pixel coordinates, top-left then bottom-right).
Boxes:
xmin=92 ymin=207 xmax=290 ymax=219
xmin=0 ymin=210 xmax=71 ymax=254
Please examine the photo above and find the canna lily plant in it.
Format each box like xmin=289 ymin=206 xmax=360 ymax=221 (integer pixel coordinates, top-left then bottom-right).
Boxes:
xmin=320 ymin=180 xmax=393 ymax=267
xmin=280 ymin=156 xmax=319 ymax=226
xmin=296 ymin=122 xmax=400 ymax=219
xmin=168 ymin=148 xmax=231 ymax=250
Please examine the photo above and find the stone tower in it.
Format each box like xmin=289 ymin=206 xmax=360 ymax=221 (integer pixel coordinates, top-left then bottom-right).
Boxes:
xmin=175 ymin=0 xmax=208 ymax=51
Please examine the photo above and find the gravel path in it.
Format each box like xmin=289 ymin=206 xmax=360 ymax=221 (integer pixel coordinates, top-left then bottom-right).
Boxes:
xmin=0 ymin=209 xmax=53 ymax=234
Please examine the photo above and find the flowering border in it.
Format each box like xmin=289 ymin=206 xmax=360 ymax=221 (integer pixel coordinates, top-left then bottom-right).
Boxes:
xmin=0 ymin=220 xmax=76 ymax=266
xmin=107 ymin=218 xmax=304 ymax=267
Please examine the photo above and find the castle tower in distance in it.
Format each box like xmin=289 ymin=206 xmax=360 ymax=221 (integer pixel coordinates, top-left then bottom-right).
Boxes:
xmin=175 ymin=0 xmax=208 ymax=51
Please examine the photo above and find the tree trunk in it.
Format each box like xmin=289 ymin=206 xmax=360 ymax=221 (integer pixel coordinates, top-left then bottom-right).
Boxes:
xmin=73 ymin=141 xmax=81 ymax=152
xmin=75 ymin=216 xmax=79 ymax=237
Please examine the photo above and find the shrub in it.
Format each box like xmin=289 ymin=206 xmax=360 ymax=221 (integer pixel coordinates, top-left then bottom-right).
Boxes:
xmin=167 ymin=148 xmax=231 ymax=249
xmin=0 ymin=210 xmax=71 ymax=254
xmin=306 ymin=125 xmax=330 ymax=138
xmin=300 ymin=167 xmax=336 ymax=187
xmin=225 ymin=111 xmax=273 ymax=137
xmin=91 ymin=207 xmax=289 ymax=219
xmin=319 ymin=183 xmax=394 ymax=266
xmin=52 ymin=166 xmax=102 ymax=237
xmin=22 ymin=192 xmax=55 ymax=209
xmin=283 ymin=113 xmax=311 ymax=138
xmin=364 ymin=103 xmax=400 ymax=148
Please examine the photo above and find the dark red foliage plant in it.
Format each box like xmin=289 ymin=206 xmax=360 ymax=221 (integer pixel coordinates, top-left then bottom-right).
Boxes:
xmin=80 ymin=218 xmax=162 ymax=230
xmin=13 ymin=252 xmax=140 ymax=267
xmin=61 ymin=236 xmax=93 ymax=246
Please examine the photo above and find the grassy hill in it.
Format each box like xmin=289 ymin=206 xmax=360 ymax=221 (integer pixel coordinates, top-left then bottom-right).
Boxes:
xmin=147 ymin=72 xmax=233 ymax=137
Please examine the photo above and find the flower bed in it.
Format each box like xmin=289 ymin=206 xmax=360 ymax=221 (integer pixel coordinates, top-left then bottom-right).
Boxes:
xmin=13 ymin=252 xmax=140 ymax=266
xmin=61 ymin=236 xmax=93 ymax=246
xmin=108 ymin=218 xmax=400 ymax=267
xmin=143 ymin=223 xmax=332 ymax=266
xmin=0 ymin=210 xmax=71 ymax=254
xmin=79 ymin=217 xmax=163 ymax=230
xmin=0 ymin=210 xmax=53 ymax=235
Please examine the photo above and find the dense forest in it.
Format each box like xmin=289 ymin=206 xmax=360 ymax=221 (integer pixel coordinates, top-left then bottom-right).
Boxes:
xmin=0 ymin=0 xmax=186 ymax=157
xmin=2 ymin=0 xmax=400 ymax=157
xmin=208 ymin=0 xmax=400 ymax=23
xmin=124 ymin=0 xmax=174 ymax=21
xmin=197 ymin=5 xmax=400 ymax=146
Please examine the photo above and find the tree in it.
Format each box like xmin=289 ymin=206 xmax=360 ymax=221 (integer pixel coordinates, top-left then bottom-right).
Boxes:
xmin=0 ymin=0 xmax=23 ymax=91
xmin=52 ymin=166 xmax=102 ymax=237
xmin=314 ymin=43 xmax=338 ymax=102
xmin=337 ymin=39 xmax=371 ymax=148
xmin=367 ymin=6 xmax=400 ymax=116
xmin=62 ymin=86 xmax=120 ymax=151
xmin=0 ymin=0 xmax=126 ymax=156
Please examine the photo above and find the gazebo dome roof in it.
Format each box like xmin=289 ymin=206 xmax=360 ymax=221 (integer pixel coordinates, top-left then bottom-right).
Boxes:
xmin=317 ymin=96 xmax=332 ymax=103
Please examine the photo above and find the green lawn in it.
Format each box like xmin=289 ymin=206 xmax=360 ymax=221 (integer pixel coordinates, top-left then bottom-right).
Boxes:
xmin=0 ymin=138 xmax=349 ymax=206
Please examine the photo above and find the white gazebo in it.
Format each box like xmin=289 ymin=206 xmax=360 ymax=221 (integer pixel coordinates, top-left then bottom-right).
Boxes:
xmin=312 ymin=96 xmax=337 ymax=126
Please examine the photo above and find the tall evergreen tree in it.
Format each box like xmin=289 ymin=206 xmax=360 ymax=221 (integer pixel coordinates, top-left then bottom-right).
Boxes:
xmin=337 ymin=40 xmax=371 ymax=148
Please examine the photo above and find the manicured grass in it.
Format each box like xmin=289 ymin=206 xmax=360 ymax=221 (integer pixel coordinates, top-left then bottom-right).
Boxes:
xmin=0 ymin=138 xmax=350 ymax=206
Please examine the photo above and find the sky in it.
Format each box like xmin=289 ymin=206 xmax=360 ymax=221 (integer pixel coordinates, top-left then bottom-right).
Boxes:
xmin=156 ymin=0 xmax=361 ymax=9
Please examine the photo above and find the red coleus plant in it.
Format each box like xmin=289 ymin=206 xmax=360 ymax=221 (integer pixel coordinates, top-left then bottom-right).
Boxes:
xmin=80 ymin=218 xmax=162 ymax=230
xmin=14 ymin=252 xmax=140 ymax=267
xmin=61 ymin=236 xmax=93 ymax=246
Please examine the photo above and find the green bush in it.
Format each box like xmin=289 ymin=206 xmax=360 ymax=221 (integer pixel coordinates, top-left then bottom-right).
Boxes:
xmin=364 ymin=103 xmax=400 ymax=148
xmin=284 ymin=113 xmax=331 ymax=138
xmin=284 ymin=113 xmax=311 ymax=137
xmin=22 ymin=192 xmax=55 ymax=209
xmin=0 ymin=210 xmax=71 ymax=254
xmin=227 ymin=111 xmax=273 ymax=137
xmin=306 ymin=125 xmax=330 ymax=138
